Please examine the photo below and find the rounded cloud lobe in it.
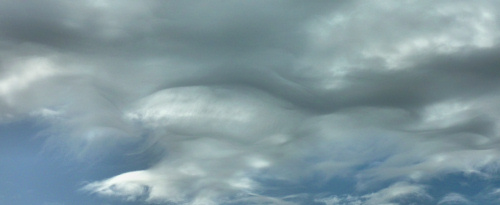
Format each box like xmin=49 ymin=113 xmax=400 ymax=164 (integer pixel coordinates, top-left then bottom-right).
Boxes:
xmin=2 ymin=0 xmax=500 ymax=204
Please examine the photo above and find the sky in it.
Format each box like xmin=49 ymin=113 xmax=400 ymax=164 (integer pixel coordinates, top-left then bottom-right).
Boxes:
xmin=1 ymin=0 xmax=500 ymax=204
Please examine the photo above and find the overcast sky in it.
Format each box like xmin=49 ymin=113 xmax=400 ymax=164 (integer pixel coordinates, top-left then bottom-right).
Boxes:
xmin=1 ymin=0 xmax=500 ymax=204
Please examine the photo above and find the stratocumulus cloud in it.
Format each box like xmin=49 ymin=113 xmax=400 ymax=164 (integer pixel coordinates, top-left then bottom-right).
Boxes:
xmin=2 ymin=0 xmax=500 ymax=204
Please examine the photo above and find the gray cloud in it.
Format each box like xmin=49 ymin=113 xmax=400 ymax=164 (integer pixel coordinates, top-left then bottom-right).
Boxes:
xmin=2 ymin=0 xmax=500 ymax=204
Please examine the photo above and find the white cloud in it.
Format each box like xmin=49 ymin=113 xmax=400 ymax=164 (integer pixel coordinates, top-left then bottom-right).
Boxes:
xmin=315 ymin=182 xmax=431 ymax=205
xmin=80 ymin=85 xmax=306 ymax=204
xmin=315 ymin=195 xmax=363 ymax=205
xmin=0 ymin=57 xmax=56 ymax=98
xmin=0 ymin=57 xmax=61 ymax=117
xmin=438 ymin=193 xmax=472 ymax=205
xmin=363 ymin=182 xmax=431 ymax=205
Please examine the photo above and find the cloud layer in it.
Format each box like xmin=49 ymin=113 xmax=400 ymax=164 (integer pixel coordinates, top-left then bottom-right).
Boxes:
xmin=2 ymin=0 xmax=500 ymax=204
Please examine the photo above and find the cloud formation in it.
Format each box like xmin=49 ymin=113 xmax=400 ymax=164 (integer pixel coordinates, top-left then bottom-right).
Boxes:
xmin=2 ymin=0 xmax=500 ymax=204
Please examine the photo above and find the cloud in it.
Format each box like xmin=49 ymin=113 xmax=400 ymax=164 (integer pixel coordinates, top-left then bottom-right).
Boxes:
xmin=81 ymin=85 xmax=307 ymax=204
xmin=438 ymin=193 xmax=473 ymax=205
xmin=363 ymin=182 xmax=432 ymax=205
xmin=314 ymin=194 xmax=363 ymax=205
xmin=314 ymin=182 xmax=431 ymax=205
xmin=2 ymin=0 xmax=500 ymax=204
